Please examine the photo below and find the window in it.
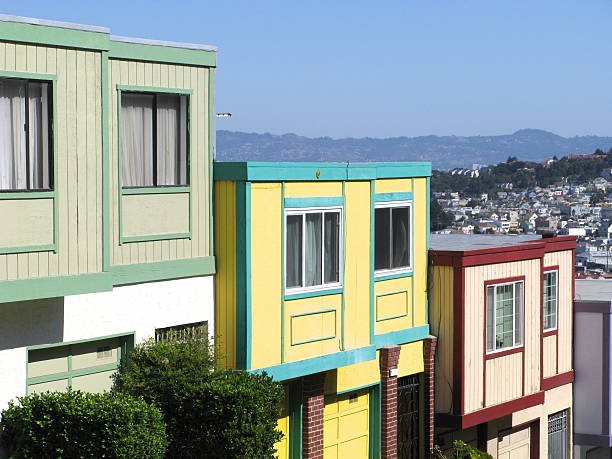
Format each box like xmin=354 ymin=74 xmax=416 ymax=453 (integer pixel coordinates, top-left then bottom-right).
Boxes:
xmin=375 ymin=201 xmax=412 ymax=275
xmin=548 ymin=410 xmax=568 ymax=459
xmin=155 ymin=320 xmax=208 ymax=342
xmin=544 ymin=270 xmax=558 ymax=331
xmin=121 ymin=91 xmax=188 ymax=188
xmin=0 ymin=77 xmax=52 ymax=191
xmin=486 ymin=280 xmax=524 ymax=353
xmin=285 ymin=208 xmax=342 ymax=292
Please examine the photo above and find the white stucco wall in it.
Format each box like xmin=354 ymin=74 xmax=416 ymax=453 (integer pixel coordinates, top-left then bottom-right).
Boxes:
xmin=0 ymin=275 xmax=214 ymax=411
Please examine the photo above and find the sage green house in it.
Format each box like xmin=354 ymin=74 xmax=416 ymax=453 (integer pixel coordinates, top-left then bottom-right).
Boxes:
xmin=0 ymin=14 xmax=216 ymax=407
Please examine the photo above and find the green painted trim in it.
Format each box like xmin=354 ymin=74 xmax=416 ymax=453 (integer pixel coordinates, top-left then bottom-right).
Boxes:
xmin=27 ymin=362 xmax=118 ymax=385
xmin=288 ymin=379 xmax=303 ymax=459
xmin=121 ymin=186 xmax=191 ymax=195
xmin=426 ymin=176 xmax=431 ymax=324
xmin=28 ymin=331 xmax=135 ymax=350
xmin=110 ymin=256 xmax=215 ymax=285
xmin=120 ymin=232 xmax=191 ymax=244
xmin=102 ymin=51 xmax=111 ymax=271
xmin=252 ymin=345 xmax=376 ymax=381
xmin=109 ymin=40 xmax=216 ymax=67
xmin=0 ymin=70 xmax=57 ymax=81
xmin=0 ymin=273 xmax=112 ymax=304
xmin=374 ymin=192 xmax=413 ymax=202
xmin=284 ymin=196 xmax=344 ymax=208
xmin=280 ymin=183 xmax=286 ymax=364
xmin=208 ymin=68 xmax=215 ymax=261
xmin=284 ymin=288 xmax=343 ymax=301
xmin=373 ymin=325 xmax=430 ymax=348
xmin=374 ymin=271 xmax=413 ymax=282
xmin=214 ymin=161 xmax=433 ymax=182
xmin=370 ymin=180 xmax=375 ymax=344
xmin=0 ymin=21 xmax=110 ymax=51
xmin=235 ymin=181 xmax=251 ymax=370
xmin=116 ymin=84 xmax=193 ymax=95
xmin=0 ymin=244 xmax=55 ymax=255
xmin=341 ymin=181 xmax=346 ymax=351
xmin=0 ymin=191 xmax=54 ymax=199
xmin=332 ymin=381 xmax=379 ymax=396
xmin=411 ymin=178 xmax=416 ymax=328
xmin=369 ymin=383 xmax=381 ymax=458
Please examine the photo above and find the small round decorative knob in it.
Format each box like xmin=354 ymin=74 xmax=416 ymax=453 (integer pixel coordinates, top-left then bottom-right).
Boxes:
xmin=316 ymin=169 xmax=321 ymax=179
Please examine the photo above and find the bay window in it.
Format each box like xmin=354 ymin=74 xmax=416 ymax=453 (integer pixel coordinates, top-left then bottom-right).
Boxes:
xmin=285 ymin=207 xmax=342 ymax=292
xmin=0 ymin=77 xmax=52 ymax=191
xmin=375 ymin=201 xmax=412 ymax=275
xmin=486 ymin=280 xmax=524 ymax=353
xmin=543 ymin=270 xmax=558 ymax=331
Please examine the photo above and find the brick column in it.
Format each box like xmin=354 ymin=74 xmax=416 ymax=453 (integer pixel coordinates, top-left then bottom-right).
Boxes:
xmin=380 ymin=344 xmax=401 ymax=459
xmin=302 ymin=372 xmax=326 ymax=458
xmin=423 ymin=336 xmax=438 ymax=459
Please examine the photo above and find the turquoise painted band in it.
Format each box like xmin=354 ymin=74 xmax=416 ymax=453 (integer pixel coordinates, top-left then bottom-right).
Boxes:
xmin=373 ymin=324 xmax=430 ymax=348
xmin=285 ymin=288 xmax=343 ymax=301
xmin=284 ymin=197 xmax=344 ymax=208
xmin=375 ymin=192 xmax=413 ymax=202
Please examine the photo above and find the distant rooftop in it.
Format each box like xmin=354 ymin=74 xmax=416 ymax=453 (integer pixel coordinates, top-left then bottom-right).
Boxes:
xmin=430 ymin=234 xmax=541 ymax=252
xmin=575 ymin=279 xmax=612 ymax=303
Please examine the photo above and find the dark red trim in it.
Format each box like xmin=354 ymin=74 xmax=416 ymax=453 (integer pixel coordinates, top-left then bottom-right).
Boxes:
xmin=572 ymin=250 xmax=576 ymax=372
xmin=462 ymin=249 xmax=544 ymax=267
xmin=485 ymin=346 xmax=525 ymax=360
xmin=540 ymin=257 xmax=544 ymax=388
xmin=435 ymin=392 xmax=545 ymax=430
xmin=484 ymin=276 xmax=526 ymax=287
xmin=542 ymin=329 xmax=557 ymax=337
xmin=453 ymin=265 xmax=465 ymax=415
xmin=542 ymin=265 xmax=560 ymax=379
xmin=530 ymin=420 xmax=540 ymax=459
xmin=541 ymin=370 xmax=574 ymax=391
xmin=543 ymin=265 xmax=559 ymax=273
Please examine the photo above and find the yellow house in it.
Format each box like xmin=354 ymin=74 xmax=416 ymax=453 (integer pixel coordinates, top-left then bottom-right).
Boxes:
xmin=214 ymin=161 xmax=435 ymax=458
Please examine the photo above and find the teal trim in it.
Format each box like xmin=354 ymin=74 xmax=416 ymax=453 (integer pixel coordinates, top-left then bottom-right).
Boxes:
xmin=116 ymin=84 xmax=193 ymax=95
xmin=0 ymin=70 xmax=57 ymax=81
xmin=281 ymin=182 xmax=286 ymax=363
xmin=284 ymin=196 xmax=344 ymax=208
xmin=253 ymin=345 xmax=377 ymax=381
xmin=120 ymin=232 xmax=191 ymax=244
xmin=411 ymin=178 xmax=416 ymax=327
xmin=284 ymin=288 xmax=343 ymax=301
xmin=0 ymin=191 xmax=54 ymax=199
xmin=291 ymin=308 xmax=336 ymax=318
xmin=374 ymin=192 xmax=413 ymax=202
xmin=369 ymin=384 xmax=381 ymax=458
xmin=110 ymin=256 xmax=215 ymax=285
xmin=290 ymin=309 xmax=337 ymax=345
xmin=291 ymin=335 xmax=336 ymax=346
xmin=288 ymin=380 xmax=303 ymax=459
xmin=374 ymin=271 xmax=413 ymax=282
xmin=0 ymin=273 xmax=112 ymax=304
xmin=426 ymin=176 xmax=431 ymax=324
xmin=370 ymin=180 xmax=375 ymax=344
xmin=28 ymin=363 xmax=118 ymax=385
xmin=109 ymin=40 xmax=217 ymax=67
xmin=28 ymin=331 xmax=135 ymax=350
xmin=214 ymin=161 xmax=433 ymax=182
xmin=341 ymin=181 xmax=346 ymax=351
xmin=235 ymin=181 xmax=251 ymax=370
xmin=375 ymin=290 xmax=409 ymax=322
xmin=0 ymin=244 xmax=55 ymax=255
xmin=376 ymin=313 xmax=408 ymax=322
xmin=333 ymin=382 xmax=378 ymax=396
xmin=121 ymin=186 xmax=191 ymax=195
xmin=373 ymin=325 xmax=430 ymax=348
xmin=102 ymin=51 xmax=111 ymax=271
xmin=0 ymin=21 xmax=109 ymax=51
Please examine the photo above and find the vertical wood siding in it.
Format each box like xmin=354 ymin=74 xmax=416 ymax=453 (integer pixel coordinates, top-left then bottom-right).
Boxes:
xmin=463 ymin=259 xmax=540 ymax=413
xmin=430 ymin=265 xmax=454 ymax=413
xmin=0 ymin=42 xmax=102 ymax=280
xmin=485 ymin=353 xmax=523 ymax=405
xmin=108 ymin=59 xmax=211 ymax=265
xmin=543 ymin=334 xmax=557 ymax=378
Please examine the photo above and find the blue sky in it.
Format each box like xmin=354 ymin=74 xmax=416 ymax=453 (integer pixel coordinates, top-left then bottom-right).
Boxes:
xmin=3 ymin=1 xmax=612 ymax=138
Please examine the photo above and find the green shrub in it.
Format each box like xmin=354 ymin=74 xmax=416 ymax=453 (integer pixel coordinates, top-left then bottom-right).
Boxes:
xmin=113 ymin=337 xmax=284 ymax=458
xmin=0 ymin=391 xmax=167 ymax=459
xmin=434 ymin=441 xmax=493 ymax=459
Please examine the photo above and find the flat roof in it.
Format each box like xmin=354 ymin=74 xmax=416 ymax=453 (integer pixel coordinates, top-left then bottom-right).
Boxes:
xmin=430 ymin=234 xmax=541 ymax=252
xmin=575 ymin=279 xmax=612 ymax=303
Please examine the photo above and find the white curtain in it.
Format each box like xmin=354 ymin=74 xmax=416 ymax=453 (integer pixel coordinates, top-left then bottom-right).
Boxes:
xmin=28 ymin=82 xmax=49 ymax=189
xmin=157 ymin=94 xmax=180 ymax=185
xmin=324 ymin=212 xmax=339 ymax=283
xmin=305 ymin=213 xmax=322 ymax=286
xmin=0 ymin=79 xmax=26 ymax=190
xmin=122 ymin=93 xmax=153 ymax=187
xmin=286 ymin=215 xmax=302 ymax=288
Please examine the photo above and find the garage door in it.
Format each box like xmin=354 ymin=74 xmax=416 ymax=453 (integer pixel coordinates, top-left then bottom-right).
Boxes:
xmin=324 ymin=388 xmax=369 ymax=458
xmin=498 ymin=425 xmax=530 ymax=459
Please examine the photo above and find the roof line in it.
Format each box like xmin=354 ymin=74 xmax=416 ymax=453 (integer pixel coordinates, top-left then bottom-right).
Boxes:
xmin=110 ymin=35 xmax=217 ymax=52
xmin=0 ymin=13 xmax=110 ymax=33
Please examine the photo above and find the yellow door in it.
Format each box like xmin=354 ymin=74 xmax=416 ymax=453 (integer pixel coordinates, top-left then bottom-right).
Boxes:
xmin=498 ymin=425 xmax=530 ymax=459
xmin=324 ymin=388 xmax=369 ymax=458
xmin=274 ymin=386 xmax=290 ymax=459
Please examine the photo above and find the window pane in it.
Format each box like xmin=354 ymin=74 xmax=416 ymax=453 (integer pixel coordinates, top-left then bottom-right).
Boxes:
xmin=305 ymin=213 xmax=322 ymax=287
xmin=121 ymin=93 xmax=154 ymax=187
xmin=486 ymin=287 xmax=494 ymax=352
xmin=324 ymin=212 xmax=340 ymax=284
xmin=514 ymin=282 xmax=523 ymax=345
xmin=157 ymin=94 xmax=187 ymax=186
xmin=28 ymin=82 xmax=51 ymax=189
xmin=286 ymin=215 xmax=302 ymax=288
xmin=0 ymin=79 xmax=27 ymax=190
xmin=391 ymin=207 xmax=410 ymax=268
xmin=375 ymin=208 xmax=390 ymax=270
xmin=544 ymin=272 xmax=557 ymax=330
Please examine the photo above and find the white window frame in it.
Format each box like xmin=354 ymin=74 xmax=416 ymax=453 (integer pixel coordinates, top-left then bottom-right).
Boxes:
xmin=284 ymin=206 xmax=343 ymax=295
xmin=543 ymin=269 xmax=558 ymax=332
xmin=486 ymin=280 xmax=524 ymax=354
xmin=374 ymin=200 xmax=413 ymax=278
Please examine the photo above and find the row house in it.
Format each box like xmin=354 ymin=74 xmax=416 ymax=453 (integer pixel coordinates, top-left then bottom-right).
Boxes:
xmin=0 ymin=15 xmax=216 ymax=408
xmin=429 ymin=234 xmax=576 ymax=458
xmin=213 ymin=162 xmax=435 ymax=458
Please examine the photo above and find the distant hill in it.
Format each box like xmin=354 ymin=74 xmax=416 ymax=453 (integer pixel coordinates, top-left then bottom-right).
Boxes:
xmin=216 ymin=128 xmax=612 ymax=170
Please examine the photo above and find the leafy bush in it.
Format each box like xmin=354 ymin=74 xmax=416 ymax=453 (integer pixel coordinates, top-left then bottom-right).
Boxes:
xmin=113 ymin=337 xmax=284 ymax=458
xmin=434 ymin=441 xmax=493 ymax=459
xmin=0 ymin=391 xmax=167 ymax=459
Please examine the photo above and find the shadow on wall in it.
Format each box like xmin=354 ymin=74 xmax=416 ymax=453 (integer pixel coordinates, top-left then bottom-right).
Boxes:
xmin=0 ymin=297 xmax=64 ymax=350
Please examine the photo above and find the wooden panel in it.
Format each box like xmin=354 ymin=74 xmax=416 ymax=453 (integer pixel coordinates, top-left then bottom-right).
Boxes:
xmin=284 ymin=181 xmax=342 ymax=198
xmin=109 ymin=59 xmax=211 ymax=265
xmin=0 ymin=42 xmax=102 ymax=280
xmin=430 ymin=265 xmax=454 ymax=413
xmin=122 ymin=193 xmax=190 ymax=238
xmin=374 ymin=277 xmax=412 ymax=335
xmin=0 ymin=199 xmax=53 ymax=247
xmin=291 ymin=310 xmax=337 ymax=345
xmin=543 ymin=334 xmax=557 ymax=378
xmin=464 ymin=259 xmax=541 ymax=413
xmin=374 ymin=178 xmax=412 ymax=193
xmin=376 ymin=290 xmax=408 ymax=321
xmin=485 ymin=353 xmax=523 ymax=406
xmin=214 ymin=181 xmax=236 ymax=369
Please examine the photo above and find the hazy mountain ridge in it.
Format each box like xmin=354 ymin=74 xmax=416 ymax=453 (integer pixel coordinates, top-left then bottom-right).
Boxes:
xmin=216 ymin=129 xmax=612 ymax=170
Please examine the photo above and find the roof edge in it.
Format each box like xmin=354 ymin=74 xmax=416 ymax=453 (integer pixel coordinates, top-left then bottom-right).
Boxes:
xmin=0 ymin=13 xmax=110 ymax=34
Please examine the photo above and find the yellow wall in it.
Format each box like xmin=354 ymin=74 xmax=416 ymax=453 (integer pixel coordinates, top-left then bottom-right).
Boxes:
xmin=284 ymin=181 xmax=342 ymax=198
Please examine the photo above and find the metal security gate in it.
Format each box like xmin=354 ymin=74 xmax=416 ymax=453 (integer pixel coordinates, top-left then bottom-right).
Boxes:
xmin=548 ymin=410 xmax=568 ymax=459
xmin=397 ymin=374 xmax=420 ymax=459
